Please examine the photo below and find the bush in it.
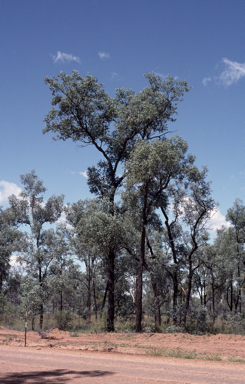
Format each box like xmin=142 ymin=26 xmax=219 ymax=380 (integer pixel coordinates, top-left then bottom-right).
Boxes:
xmin=54 ymin=311 xmax=73 ymax=330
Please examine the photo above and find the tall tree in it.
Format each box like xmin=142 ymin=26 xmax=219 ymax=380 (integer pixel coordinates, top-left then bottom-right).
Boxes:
xmin=7 ymin=170 xmax=64 ymax=329
xmin=161 ymin=166 xmax=216 ymax=325
xmin=123 ymin=136 xmax=198 ymax=331
xmin=43 ymin=71 xmax=190 ymax=331
xmin=226 ymin=199 xmax=245 ymax=313
xmin=65 ymin=200 xmax=102 ymax=320
xmin=0 ymin=207 xmax=21 ymax=293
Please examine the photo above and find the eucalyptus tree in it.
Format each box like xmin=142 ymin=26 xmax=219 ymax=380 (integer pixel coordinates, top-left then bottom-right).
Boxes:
xmin=144 ymin=231 xmax=171 ymax=326
xmin=43 ymin=70 xmax=190 ymax=330
xmin=71 ymin=198 xmax=130 ymax=330
xmin=65 ymin=200 xmax=102 ymax=320
xmin=7 ymin=170 xmax=64 ymax=328
xmin=123 ymin=135 xmax=217 ymax=328
xmin=47 ymin=223 xmax=76 ymax=314
xmin=226 ymin=199 xmax=245 ymax=313
xmin=0 ymin=207 xmax=21 ymax=293
xmin=161 ymin=166 xmax=216 ymax=325
xmin=211 ymin=223 xmax=245 ymax=314
xmin=200 ymin=241 xmax=231 ymax=323
xmin=123 ymin=136 xmax=198 ymax=331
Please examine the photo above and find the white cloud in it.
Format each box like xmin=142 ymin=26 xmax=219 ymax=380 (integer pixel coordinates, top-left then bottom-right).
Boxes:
xmin=52 ymin=51 xmax=81 ymax=64
xmin=56 ymin=211 xmax=67 ymax=225
xmin=202 ymin=77 xmax=211 ymax=86
xmin=111 ymin=72 xmax=119 ymax=80
xmin=154 ymin=72 xmax=165 ymax=79
xmin=0 ymin=181 xmax=22 ymax=205
xmin=207 ymin=208 xmax=231 ymax=232
xmin=98 ymin=52 xmax=110 ymax=59
xmin=56 ymin=208 xmax=73 ymax=229
xmin=218 ymin=58 xmax=245 ymax=86
xmin=10 ymin=255 xmax=19 ymax=266
xmin=79 ymin=171 xmax=88 ymax=178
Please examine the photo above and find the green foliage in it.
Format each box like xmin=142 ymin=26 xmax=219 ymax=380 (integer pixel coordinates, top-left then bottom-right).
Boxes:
xmin=0 ymin=73 xmax=244 ymax=336
xmin=20 ymin=278 xmax=43 ymax=317
xmin=70 ymin=331 xmax=79 ymax=337
xmin=0 ymin=293 xmax=6 ymax=314
xmin=54 ymin=310 xmax=73 ymax=330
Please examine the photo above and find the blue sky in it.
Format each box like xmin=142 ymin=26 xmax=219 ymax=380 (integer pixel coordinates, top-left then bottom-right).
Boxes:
xmin=1 ymin=0 xmax=244 ymax=233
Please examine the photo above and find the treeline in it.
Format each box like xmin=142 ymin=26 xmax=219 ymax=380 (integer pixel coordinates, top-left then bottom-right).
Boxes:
xmin=0 ymin=72 xmax=244 ymax=333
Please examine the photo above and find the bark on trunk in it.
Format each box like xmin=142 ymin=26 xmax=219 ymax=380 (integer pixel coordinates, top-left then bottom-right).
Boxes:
xmin=151 ymin=281 xmax=161 ymax=326
xmin=136 ymin=224 xmax=145 ymax=332
xmin=87 ymin=261 xmax=91 ymax=320
xmin=172 ymin=269 xmax=178 ymax=324
xmin=183 ymin=262 xmax=193 ymax=325
xmin=32 ymin=317 xmax=35 ymax=331
xmin=60 ymin=290 xmax=63 ymax=312
xmin=93 ymin=274 xmax=97 ymax=321
xmin=107 ymin=250 xmax=115 ymax=332
xmin=39 ymin=304 xmax=43 ymax=330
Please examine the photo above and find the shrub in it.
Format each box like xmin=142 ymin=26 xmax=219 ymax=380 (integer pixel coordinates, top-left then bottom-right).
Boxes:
xmin=54 ymin=311 xmax=73 ymax=330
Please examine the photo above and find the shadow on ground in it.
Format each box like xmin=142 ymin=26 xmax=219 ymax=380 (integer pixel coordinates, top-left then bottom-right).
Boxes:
xmin=0 ymin=369 xmax=115 ymax=383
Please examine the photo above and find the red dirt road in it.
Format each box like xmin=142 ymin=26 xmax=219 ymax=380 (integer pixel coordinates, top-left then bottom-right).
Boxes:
xmin=0 ymin=346 xmax=245 ymax=383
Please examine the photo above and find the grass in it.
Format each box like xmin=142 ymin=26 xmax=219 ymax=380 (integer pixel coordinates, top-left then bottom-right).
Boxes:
xmin=70 ymin=332 xmax=79 ymax=337
xmin=148 ymin=347 xmax=223 ymax=361
xmin=148 ymin=347 xmax=245 ymax=363
xmin=2 ymin=312 xmax=245 ymax=336
xmin=227 ymin=356 xmax=245 ymax=363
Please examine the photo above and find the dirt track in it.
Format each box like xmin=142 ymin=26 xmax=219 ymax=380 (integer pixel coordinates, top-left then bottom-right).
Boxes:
xmin=1 ymin=327 xmax=245 ymax=383
xmin=0 ymin=346 xmax=245 ymax=383
xmin=1 ymin=327 xmax=245 ymax=360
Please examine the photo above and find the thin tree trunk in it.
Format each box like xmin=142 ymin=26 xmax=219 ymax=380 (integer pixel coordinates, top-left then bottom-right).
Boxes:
xmin=136 ymin=183 xmax=149 ymax=333
xmin=39 ymin=303 xmax=44 ymax=329
xmin=93 ymin=284 xmax=97 ymax=321
xmin=107 ymin=250 xmax=115 ymax=332
xmin=238 ymin=265 xmax=242 ymax=313
xmin=0 ymin=270 xmax=3 ymax=293
xmin=39 ymin=264 xmax=43 ymax=329
xmin=183 ymin=261 xmax=193 ymax=325
xmin=92 ymin=266 xmax=98 ymax=321
xmin=151 ymin=281 xmax=161 ymax=326
xmin=160 ymin=207 xmax=179 ymax=325
xmin=172 ymin=269 xmax=178 ymax=324
xmin=231 ymin=281 xmax=233 ymax=312
xmin=100 ymin=280 xmax=108 ymax=317
xmin=87 ymin=259 xmax=91 ymax=320
xmin=211 ymin=271 xmax=215 ymax=325
xmin=136 ymin=224 xmax=145 ymax=332
xmin=32 ymin=317 xmax=35 ymax=331
xmin=60 ymin=290 xmax=63 ymax=312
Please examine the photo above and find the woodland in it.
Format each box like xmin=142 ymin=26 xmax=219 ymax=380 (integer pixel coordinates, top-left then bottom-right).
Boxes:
xmin=1 ymin=72 xmax=245 ymax=334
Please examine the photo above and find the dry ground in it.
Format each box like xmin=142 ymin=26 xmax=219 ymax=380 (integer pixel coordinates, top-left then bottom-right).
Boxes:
xmin=1 ymin=326 xmax=245 ymax=362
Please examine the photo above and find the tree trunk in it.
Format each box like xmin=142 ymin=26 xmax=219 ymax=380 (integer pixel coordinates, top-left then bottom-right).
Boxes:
xmin=107 ymin=250 xmax=115 ymax=332
xmin=100 ymin=280 xmax=108 ymax=317
xmin=32 ymin=317 xmax=35 ymax=331
xmin=152 ymin=281 xmax=161 ymax=326
xmin=204 ymin=279 xmax=207 ymax=306
xmin=60 ymin=290 xmax=63 ymax=312
xmin=183 ymin=261 xmax=193 ymax=325
xmin=93 ymin=284 xmax=97 ymax=321
xmin=172 ymin=269 xmax=178 ymax=324
xmin=93 ymin=273 xmax=97 ymax=321
xmin=211 ymin=272 xmax=215 ymax=325
xmin=87 ymin=260 xmax=91 ymax=320
xmin=39 ymin=265 xmax=43 ymax=329
xmin=136 ymin=225 xmax=145 ymax=332
xmin=39 ymin=303 xmax=43 ymax=330
xmin=0 ymin=270 xmax=3 ymax=293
